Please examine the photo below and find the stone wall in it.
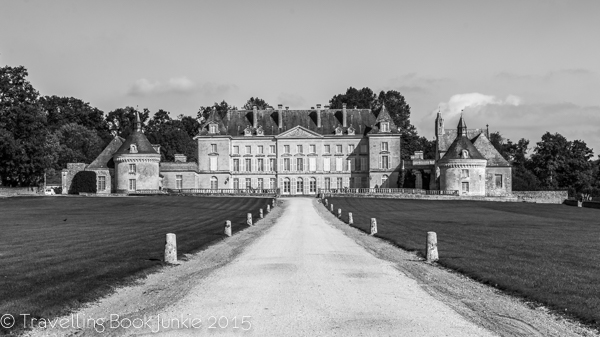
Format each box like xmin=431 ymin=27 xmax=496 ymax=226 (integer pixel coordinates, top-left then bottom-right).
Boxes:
xmin=61 ymin=163 xmax=87 ymax=194
xmin=563 ymin=200 xmax=600 ymax=209
xmin=0 ymin=187 xmax=40 ymax=196
xmin=485 ymin=167 xmax=512 ymax=196
xmin=511 ymin=191 xmax=568 ymax=204
xmin=322 ymin=192 xmax=518 ymax=202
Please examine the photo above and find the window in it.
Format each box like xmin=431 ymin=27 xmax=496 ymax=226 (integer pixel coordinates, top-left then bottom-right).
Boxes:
xmin=461 ymin=169 xmax=469 ymax=178
xmin=284 ymin=158 xmax=291 ymax=171
xmin=382 ymin=174 xmax=388 ymax=187
xmin=284 ymin=145 xmax=290 ymax=153
xmin=269 ymin=158 xmax=276 ymax=171
xmin=361 ymin=157 xmax=368 ymax=171
xmin=211 ymin=144 xmax=217 ymax=153
xmin=350 ymin=177 xmax=355 ymax=188
xmin=269 ymin=145 xmax=276 ymax=154
xmin=310 ymin=177 xmax=316 ymax=193
xmin=97 ymin=176 xmax=106 ymax=191
xmin=348 ymin=144 xmax=355 ymax=153
xmin=381 ymin=142 xmax=388 ymax=152
xmin=211 ymin=176 xmax=218 ymax=190
xmin=323 ymin=157 xmax=330 ymax=172
xmin=360 ymin=144 xmax=368 ymax=153
xmin=176 ymin=175 xmax=183 ymax=189
xmin=233 ymin=178 xmax=239 ymax=190
xmin=245 ymin=178 xmax=251 ymax=189
xmin=309 ymin=144 xmax=316 ymax=153
xmin=324 ymin=145 xmax=330 ymax=153
xmin=336 ymin=145 xmax=342 ymax=153
xmin=337 ymin=177 xmax=343 ymax=189
xmin=233 ymin=146 xmax=239 ymax=154
xmin=209 ymin=124 xmax=218 ymax=134
xmin=283 ymin=178 xmax=291 ymax=193
xmin=245 ymin=145 xmax=251 ymax=154
xmin=335 ymin=157 xmax=343 ymax=171
xmin=297 ymin=178 xmax=303 ymax=193
xmin=233 ymin=159 xmax=240 ymax=172
xmin=381 ymin=156 xmax=389 ymax=169
xmin=258 ymin=145 xmax=264 ymax=154
xmin=297 ymin=145 xmax=303 ymax=154
xmin=129 ymin=179 xmax=136 ymax=191
xmin=245 ymin=158 xmax=252 ymax=171
xmin=381 ymin=122 xmax=389 ymax=132
xmin=325 ymin=178 xmax=331 ymax=190
xmin=209 ymin=156 xmax=217 ymax=171
xmin=348 ymin=158 xmax=354 ymax=171
xmin=495 ymin=174 xmax=503 ymax=188
xmin=257 ymin=158 xmax=264 ymax=172
xmin=296 ymin=158 xmax=303 ymax=171
xmin=129 ymin=164 xmax=136 ymax=173
xmin=462 ymin=182 xmax=469 ymax=193
xmin=362 ymin=176 xmax=368 ymax=187
xmin=309 ymin=157 xmax=316 ymax=171
xmin=129 ymin=144 xmax=137 ymax=153
xmin=355 ymin=158 xmax=362 ymax=171
xmin=270 ymin=178 xmax=276 ymax=189
xmin=257 ymin=178 xmax=264 ymax=190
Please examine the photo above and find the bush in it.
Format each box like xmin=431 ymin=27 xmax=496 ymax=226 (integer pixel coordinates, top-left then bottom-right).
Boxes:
xmin=69 ymin=171 xmax=97 ymax=194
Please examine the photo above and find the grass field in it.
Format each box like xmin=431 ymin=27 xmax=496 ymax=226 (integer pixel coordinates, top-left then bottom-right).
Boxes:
xmin=0 ymin=196 xmax=271 ymax=334
xmin=329 ymin=197 xmax=600 ymax=328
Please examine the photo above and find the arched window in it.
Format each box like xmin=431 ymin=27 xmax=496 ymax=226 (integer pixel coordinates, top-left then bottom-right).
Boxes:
xmin=129 ymin=144 xmax=138 ymax=153
xmin=210 ymin=176 xmax=218 ymax=190
xmin=283 ymin=178 xmax=291 ymax=194
xmin=309 ymin=177 xmax=317 ymax=193
xmin=382 ymin=174 xmax=389 ymax=187
xmin=297 ymin=177 xmax=304 ymax=194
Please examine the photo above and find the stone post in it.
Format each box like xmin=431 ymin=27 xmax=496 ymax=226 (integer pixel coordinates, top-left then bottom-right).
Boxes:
xmin=426 ymin=231 xmax=439 ymax=262
xmin=370 ymin=218 xmax=377 ymax=235
xmin=348 ymin=212 xmax=353 ymax=225
xmin=577 ymin=201 xmax=583 ymax=208
xmin=164 ymin=233 xmax=177 ymax=264
xmin=224 ymin=220 xmax=232 ymax=237
xmin=267 ymin=204 xmax=271 ymax=213
xmin=338 ymin=208 xmax=342 ymax=218
xmin=325 ymin=199 xmax=328 ymax=206
xmin=247 ymin=213 xmax=253 ymax=226
xmin=330 ymin=204 xmax=334 ymax=212
xmin=259 ymin=208 xmax=264 ymax=219
xmin=272 ymin=199 xmax=276 ymax=207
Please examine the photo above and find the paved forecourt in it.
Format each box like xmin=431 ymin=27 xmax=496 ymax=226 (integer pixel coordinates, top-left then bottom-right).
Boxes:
xmin=130 ymin=198 xmax=494 ymax=336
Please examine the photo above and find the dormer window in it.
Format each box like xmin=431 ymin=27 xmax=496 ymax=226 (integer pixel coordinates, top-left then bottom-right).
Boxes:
xmin=347 ymin=126 xmax=355 ymax=135
xmin=129 ymin=144 xmax=138 ymax=153
xmin=380 ymin=122 xmax=390 ymax=132
xmin=209 ymin=124 xmax=218 ymax=134
xmin=256 ymin=126 xmax=264 ymax=136
xmin=335 ymin=126 xmax=343 ymax=135
xmin=244 ymin=126 xmax=252 ymax=136
xmin=462 ymin=149 xmax=469 ymax=159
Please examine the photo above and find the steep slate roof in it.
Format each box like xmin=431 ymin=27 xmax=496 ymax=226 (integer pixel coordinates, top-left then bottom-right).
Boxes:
xmin=437 ymin=128 xmax=486 ymax=151
xmin=440 ymin=136 xmax=486 ymax=161
xmin=197 ymin=107 xmax=400 ymax=137
xmin=114 ymin=111 xmax=159 ymax=155
xmin=87 ymin=136 xmax=125 ymax=169
xmin=471 ymin=133 xmax=511 ymax=167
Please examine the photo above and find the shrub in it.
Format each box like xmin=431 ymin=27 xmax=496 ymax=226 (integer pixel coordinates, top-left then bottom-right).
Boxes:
xmin=69 ymin=171 xmax=97 ymax=194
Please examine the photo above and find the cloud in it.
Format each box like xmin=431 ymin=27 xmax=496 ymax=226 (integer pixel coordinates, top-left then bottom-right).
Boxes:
xmin=128 ymin=77 xmax=195 ymax=96
xmin=434 ymin=93 xmax=522 ymax=120
xmin=277 ymin=92 xmax=305 ymax=108
xmin=496 ymin=68 xmax=597 ymax=82
xmin=387 ymin=73 xmax=450 ymax=94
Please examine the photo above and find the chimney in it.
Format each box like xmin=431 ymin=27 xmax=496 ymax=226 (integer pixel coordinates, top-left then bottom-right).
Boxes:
xmin=316 ymin=104 xmax=322 ymax=127
xmin=277 ymin=104 xmax=283 ymax=128
xmin=252 ymin=105 xmax=258 ymax=129
xmin=174 ymin=154 xmax=187 ymax=162
xmin=342 ymin=103 xmax=347 ymax=127
xmin=285 ymin=106 xmax=289 ymax=110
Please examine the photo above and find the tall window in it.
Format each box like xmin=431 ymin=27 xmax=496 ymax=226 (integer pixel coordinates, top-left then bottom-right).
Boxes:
xmin=233 ymin=178 xmax=239 ymax=190
xmin=284 ymin=178 xmax=291 ymax=193
xmin=129 ymin=179 xmax=136 ymax=191
xmin=284 ymin=145 xmax=290 ymax=153
xmin=495 ymin=174 xmax=503 ymax=188
xmin=309 ymin=157 xmax=316 ymax=172
xmin=233 ymin=159 xmax=240 ymax=172
xmin=245 ymin=158 xmax=252 ymax=172
xmin=361 ymin=157 xmax=368 ymax=171
xmin=297 ymin=177 xmax=304 ymax=193
xmin=310 ymin=144 xmax=316 ymax=153
xmin=336 ymin=145 xmax=342 ymax=153
xmin=233 ymin=146 xmax=239 ymax=154
xmin=335 ymin=157 xmax=343 ymax=171
xmin=269 ymin=145 xmax=276 ymax=154
xmin=245 ymin=145 xmax=251 ymax=154
xmin=258 ymin=145 xmax=264 ymax=154
xmin=337 ymin=177 xmax=343 ymax=189
xmin=461 ymin=169 xmax=469 ymax=178
xmin=97 ymin=176 xmax=106 ymax=191
xmin=269 ymin=158 xmax=276 ymax=171
xmin=296 ymin=158 xmax=303 ymax=171
xmin=310 ymin=177 xmax=317 ymax=193
xmin=382 ymin=174 xmax=388 ymax=187
xmin=325 ymin=177 xmax=331 ymax=189
xmin=209 ymin=124 xmax=217 ymax=134
xmin=462 ymin=182 xmax=469 ymax=193
xmin=355 ymin=158 xmax=362 ymax=171
xmin=381 ymin=142 xmax=388 ymax=152
xmin=381 ymin=156 xmax=389 ymax=169
xmin=350 ymin=177 xmax=355 ymax=188
xmin=348 ymin=144 xmax=355 ymax=153
xmin=297 ymin=145 xmax=303 ymax=154
xmin=269 ymin=178 xmax=276 ymax=189
xmin=257 ymin=158 xmax=264 ymax=172
xmin=360 ymin=144 xmax=367 ymax=153
xmin=210 ymin=176 xmax=218 ymax=190
xmin=245 ymin=178 xmax=252 ymax=189
xmin=257 ymin=178 xmax=264 ymax=190
xmin=324 ymin=145 xmax=330 ymax=153
xmin=176 ymin=175 xmax=183 ymax=189
xmin=129 ymin=164 xmax=136 ymax=173
xmin=323 ymin=157 xmax=331 ymax=172
xmin=211 ymin=144 xmax=217 ymax=153
xmin=381 ymin=122 xmax=389 ymax=132
xmin=209 ymin=156 xmax=217 ymax=171
xmin=284 ymin=158 xmax=291 ymax=171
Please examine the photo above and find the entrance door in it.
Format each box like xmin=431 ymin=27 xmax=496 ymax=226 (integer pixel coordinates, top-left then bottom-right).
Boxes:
xmin=283 ymin=178 xmax=291 ymax=195
xmin=296 ymin=177 xmax=304 ymax=195
xmin=461 ymin=182 xmax=469 ymax=194
xmin=309 ymin=177 xmax=317 ymax=194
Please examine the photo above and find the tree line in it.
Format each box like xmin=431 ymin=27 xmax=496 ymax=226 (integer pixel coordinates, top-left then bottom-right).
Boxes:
xmin=1 ymin=65 xmax=598 ymax=196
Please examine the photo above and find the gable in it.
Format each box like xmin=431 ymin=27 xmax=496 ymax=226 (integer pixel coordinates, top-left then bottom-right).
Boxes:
xmin=276 ymin=126 xmax=324 ymax=139
xmin=472 ymin=134 xmax=511 ymax=167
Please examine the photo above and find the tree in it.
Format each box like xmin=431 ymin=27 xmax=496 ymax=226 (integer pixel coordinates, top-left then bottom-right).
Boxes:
xmin=242 ymin=97 xmax=271 ymax=110
xmin=105 ymin=107 xmax=150 ymax=139
xmin=328 ymin=87 xmax=376 ymax=109
xmin=54 ymin=123 xmax=105 ymax=169
xmin=145 ymin=109 xmax=197 ymax=162
xmin=39 ymin=96 xmax=107 ymax=133
xmin=0 ymin=66 xmax=56 ymax=186
xmin=197 ymin=101 xmax=237 ymax=121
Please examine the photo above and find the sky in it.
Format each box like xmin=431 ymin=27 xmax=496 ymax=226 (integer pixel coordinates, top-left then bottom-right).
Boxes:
xmin=1 ymin=0 xmax=599 ymax=155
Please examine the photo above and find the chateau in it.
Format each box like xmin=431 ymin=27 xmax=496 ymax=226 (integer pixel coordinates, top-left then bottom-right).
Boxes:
xmin=62 ymin=104 xmax=512 ymax=197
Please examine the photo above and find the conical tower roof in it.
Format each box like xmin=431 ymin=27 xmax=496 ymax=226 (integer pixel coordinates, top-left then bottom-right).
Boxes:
xmin=114 ymin=111 xmax=159 ymax=155
xmin=457 ymin=112 xmax=468 ymax=136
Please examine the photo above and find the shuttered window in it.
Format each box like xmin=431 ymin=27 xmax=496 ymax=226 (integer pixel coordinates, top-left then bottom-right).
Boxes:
xmin=209 ymin=156 xmax=217 ymax=171
xmin=309 ymin=157 xmax=316 ymax=172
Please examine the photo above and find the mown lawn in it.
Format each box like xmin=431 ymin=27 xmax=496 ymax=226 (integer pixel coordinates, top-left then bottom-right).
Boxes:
xmin=0 ymin=196 xmax=271 ymax=334
xmin=329 ymin=197 xmax=600 ymax=328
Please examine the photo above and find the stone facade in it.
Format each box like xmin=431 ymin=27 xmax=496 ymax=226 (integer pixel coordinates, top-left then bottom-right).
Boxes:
xmin=194 ymin=104 xmax=402 ymax=195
